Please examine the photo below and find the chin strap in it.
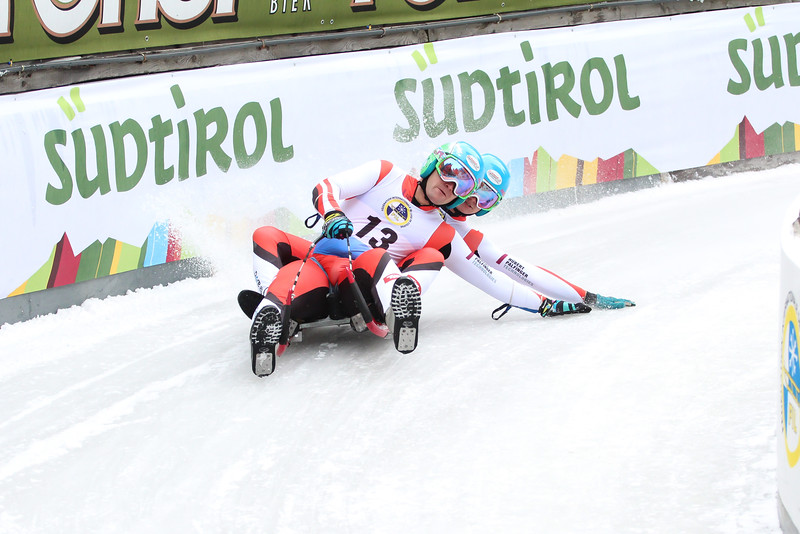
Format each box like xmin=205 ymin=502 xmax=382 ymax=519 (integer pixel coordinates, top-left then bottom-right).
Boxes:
xmin=443 ymin=206 xmax=467 ymax=218
xmin=415 ymin=176 xmax=433 ymax=206
xmin=416 ymin=175 xmax=456 ymax=208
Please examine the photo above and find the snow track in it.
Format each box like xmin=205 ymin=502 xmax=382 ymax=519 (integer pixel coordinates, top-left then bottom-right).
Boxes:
xmin=1 ymin=166 xmax=795 ymax=533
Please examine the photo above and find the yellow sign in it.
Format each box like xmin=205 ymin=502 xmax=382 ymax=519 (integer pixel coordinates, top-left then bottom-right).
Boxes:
xmin=782 ymin=293 xmax=800 ymax=467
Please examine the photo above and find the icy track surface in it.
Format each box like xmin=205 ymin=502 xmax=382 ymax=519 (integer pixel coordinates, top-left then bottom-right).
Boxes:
xmin=1 ymin=165 xmax=796 ymax=533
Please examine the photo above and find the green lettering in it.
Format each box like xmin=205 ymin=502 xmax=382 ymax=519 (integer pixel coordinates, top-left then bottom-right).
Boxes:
xmin=177 ymin=119 xmax=190 ymax=180
xmin=170 ymin=84 xmax=190 ymax=180
xmin=458 ymin=70 xmax=494 ymax=133
xmin=171 ymin=84 xmax=186 ymax=109
xmin=149 ymin=115 xmax=174 ymax=185
xmin=754 ymin=36 xmax=785 ymax=90
xmin=727 ymin=39 xmax=751 ymax=95
xmin=110 ymin=119 xmax=148 ymax=193
xmin=44 ymin=129 xmax=73 ymax=206
xmin=525 ymin=70 xmax=541 ymax=125
xmin=614 ymin=55 xmax=640 ymax=111
xmin=496 ymin=66 xmax=524 ymax=127
xmin=194 ymin=107 xmax=232 ymax=177
xmin=393 ymin=78 xmax=420 ymax=143
xmin=580 ymin=58 xmax=613 ymax=116
xmin=423 ymin=76 xmax=458 ymax=138
xmin=786 ymin=33 xmax=800 ymax=87
xmin=542 ymin=61 xmax=581 ymax=121
xmin=73 ymin=125 xmax=110 ymax=198
xmin=233 ymin=102 xmax=267 ymax=169
xmin=269 ymin=98 xmax=293 ymax=163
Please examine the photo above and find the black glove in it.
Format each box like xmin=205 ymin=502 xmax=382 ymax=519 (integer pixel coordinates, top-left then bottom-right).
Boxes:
xmin=539 ymin=298 xmax=591 ymax=317
xmin=323 ymin=210 xmax=354 ymax=240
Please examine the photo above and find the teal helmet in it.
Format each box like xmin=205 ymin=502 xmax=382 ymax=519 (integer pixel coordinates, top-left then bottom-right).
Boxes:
xmin=475 ymin=153 xmax=510 ymax=216
xmin=420 ymin=141 xmax=485 ymax=208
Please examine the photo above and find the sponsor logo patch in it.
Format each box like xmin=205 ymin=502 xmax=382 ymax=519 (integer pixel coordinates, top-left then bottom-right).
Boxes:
xmin=383 ymin=197 xmax=412 ymax=227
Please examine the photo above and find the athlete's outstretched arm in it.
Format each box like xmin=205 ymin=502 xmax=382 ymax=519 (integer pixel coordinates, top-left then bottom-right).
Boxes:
xmin=477 ymin=237 xmax=634 ymax=309
xmin=447 ymin=217 xmax=634 ymax=309
xmin=442 ymin=232 xmax=546 ymax=313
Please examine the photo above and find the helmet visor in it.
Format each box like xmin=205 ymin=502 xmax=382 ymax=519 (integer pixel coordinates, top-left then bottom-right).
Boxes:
xmin=436 ymin=156 xmax=477 ymax=198
xmin=474 ymin=180 xmax=502 ymax=210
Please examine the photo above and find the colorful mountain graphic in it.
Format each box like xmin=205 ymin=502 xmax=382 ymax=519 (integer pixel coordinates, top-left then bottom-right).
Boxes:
xmin=8 ymin=222 xmax=194 ymax=297
xmin=504 ymin=116 xmax=800 ymax=200
xmin=507 ymin=147 xmax=659 ymax=198
xmin=709 ymin=116 xmax=800 ymax=164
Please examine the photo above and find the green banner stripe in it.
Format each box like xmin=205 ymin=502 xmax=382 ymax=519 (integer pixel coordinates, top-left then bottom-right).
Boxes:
xmin=765 ymin=123 xmax=783 ymax=155
xmin=97 ymin=239 xmax=116 ymax=278
xmin=26 ymin=248 xmax=56 ymax=292
xmin=75 ymin=241 xmax=102 ymax=283
xmin=116 ymin=242 xmax=143 ymax=273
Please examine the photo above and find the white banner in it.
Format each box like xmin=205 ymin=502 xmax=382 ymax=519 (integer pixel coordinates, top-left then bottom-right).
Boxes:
xmin=1 ymin=4 xmax=799 ymax=298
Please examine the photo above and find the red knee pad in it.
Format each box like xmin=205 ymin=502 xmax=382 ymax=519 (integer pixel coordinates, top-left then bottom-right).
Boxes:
xmin=399 ymin=247 xmax=445 ymax=272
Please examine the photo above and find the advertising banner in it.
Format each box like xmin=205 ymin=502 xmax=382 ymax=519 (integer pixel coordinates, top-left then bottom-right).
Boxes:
xmin=780 ymin=196 xmax=800 ymax=533
xmin=0 ymin=0 xmax=590 ymax=62
xmin=1 ymin=4 xmax=799 ymax=300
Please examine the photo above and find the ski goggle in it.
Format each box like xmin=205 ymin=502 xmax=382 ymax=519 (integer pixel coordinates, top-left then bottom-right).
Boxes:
xmin=473 ymin=179 xmax=502 ymax=211
xmin=436 ymin=156 xmax=478 ymax=198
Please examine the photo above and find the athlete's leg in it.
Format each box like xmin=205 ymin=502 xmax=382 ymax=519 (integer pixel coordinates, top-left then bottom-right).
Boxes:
xmin=263 ymin=257 xmax=347 ymax=325
xmin=397 ymin=247 xmax=445 ymax=295
xmin=340 ymin=247 xmax=401 ymax=323
xmin=249 ymin=254 xmax=344 ymax=377
xmin=331 ymin=247 xmax=445 ymax=322
xmin=251 ymin=226 xmax=315 ymax=296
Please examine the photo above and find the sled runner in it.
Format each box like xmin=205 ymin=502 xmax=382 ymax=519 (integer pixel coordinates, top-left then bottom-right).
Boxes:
xmin=237 ymin=288 xmax=365 ymax=343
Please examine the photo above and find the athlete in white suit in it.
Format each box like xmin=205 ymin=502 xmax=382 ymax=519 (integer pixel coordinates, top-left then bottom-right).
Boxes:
xmin=245 ymin=142 xmax=601 ymax=377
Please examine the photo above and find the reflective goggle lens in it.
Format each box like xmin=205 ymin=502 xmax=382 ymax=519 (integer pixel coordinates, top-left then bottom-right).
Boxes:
xmin=436 ymin=157 xmax=477 ymax=198
xmin=474 ymin=181 xmax=501 ymax=210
